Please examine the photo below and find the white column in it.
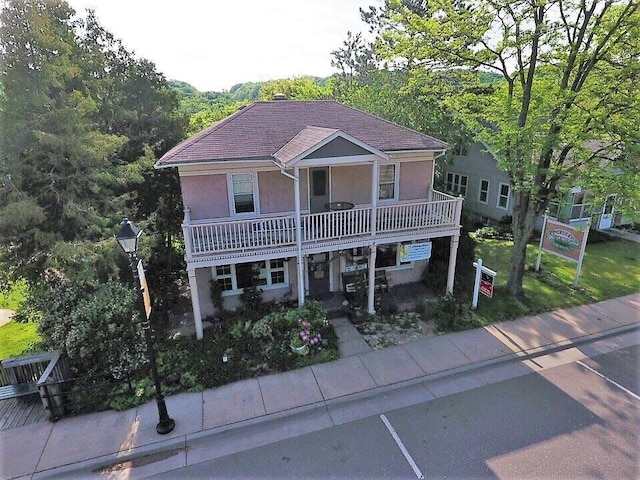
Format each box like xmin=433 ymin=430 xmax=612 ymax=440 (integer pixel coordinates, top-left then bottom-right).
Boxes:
xmin=370 ymin=160 xmax=379 ymax=238
xmin=446 ymin=234 xmax=460 ymax=294
xmin=294 ymin=166 xmax=305 ymax=306
xmin=367 ymin=245 xmax=377 ymax=314
xmin=182 ymin=205 xmax=193 ymax=261
xmin=187 ymin=269 xmax=203 ymax=340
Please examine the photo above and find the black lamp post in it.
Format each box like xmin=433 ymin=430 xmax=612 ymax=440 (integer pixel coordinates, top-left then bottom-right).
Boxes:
xmin=116 ymin=217 xmax=175 ymax=435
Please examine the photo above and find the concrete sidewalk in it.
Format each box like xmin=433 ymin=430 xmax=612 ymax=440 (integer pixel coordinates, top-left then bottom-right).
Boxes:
xmin=2 ymin=294 xmax=638 ymax=480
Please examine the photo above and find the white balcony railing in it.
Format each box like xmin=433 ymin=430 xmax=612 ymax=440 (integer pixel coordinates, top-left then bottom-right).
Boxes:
xmin=184 ymin=195 xmax=462 ymax=260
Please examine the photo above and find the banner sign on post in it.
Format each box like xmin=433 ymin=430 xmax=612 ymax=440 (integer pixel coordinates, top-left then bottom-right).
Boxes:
xmin=399 ymin=241 xmax=432 ymax=262
xmin=540 ymin=218 xmax=587 ymax=263
xmin=536 ymin=216 xmax=591 ymax=288
xmin=137 ymin=260 xmax=152 ymax=320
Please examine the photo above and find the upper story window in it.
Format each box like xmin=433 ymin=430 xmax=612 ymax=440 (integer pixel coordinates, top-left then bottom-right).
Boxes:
xmin=453 ymin=143 xmax=468 ymax=156
xmin=446 ymin=172 xmax=468 ymax=196
xmin=478 ymin=179 xmax=490 ymax=204
xmin=379 ymin=164 xmax=398 ymax=200
xmin=230 ymin=173 xmax=257 ymax=215
xmin=497 ymin=183 xmax=511 ymax=210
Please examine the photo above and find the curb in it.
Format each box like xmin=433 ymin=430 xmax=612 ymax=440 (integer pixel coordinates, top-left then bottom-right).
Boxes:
xmin=32 ymin=321 xmax=640 ymax=479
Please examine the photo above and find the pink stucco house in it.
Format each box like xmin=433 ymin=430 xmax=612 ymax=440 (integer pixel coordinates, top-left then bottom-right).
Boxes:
xmin=155 ymin=99 xmax=463 ymax=339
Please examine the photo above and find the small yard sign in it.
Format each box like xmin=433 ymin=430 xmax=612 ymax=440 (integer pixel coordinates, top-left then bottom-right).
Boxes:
xmin=479 ymin=272 xmax=494 ymax=298
xmin=472 ymin=258 xmax=497 ymax=309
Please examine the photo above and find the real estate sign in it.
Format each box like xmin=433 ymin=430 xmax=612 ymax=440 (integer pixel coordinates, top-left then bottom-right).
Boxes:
xmin=536 ymin=216 xmax=591 ymax=287
xmin=479 ymin=272 xmax=494 ymax=298
xmin=399 ymin=241 xmax=432 ymax=262
xmin=540 ymin=218 xmax=587 ymax=263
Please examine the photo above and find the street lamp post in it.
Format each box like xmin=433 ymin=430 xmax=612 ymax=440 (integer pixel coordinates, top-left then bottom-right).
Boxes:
xmin=116 ymin=218 xmax=175 ymax=435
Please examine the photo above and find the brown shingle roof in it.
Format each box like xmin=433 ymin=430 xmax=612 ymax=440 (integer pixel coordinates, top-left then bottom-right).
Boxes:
xmin=156 ymin=100 xmax=449 ymax=168
xmin=273 ymin=126 xmax=339 ymax=165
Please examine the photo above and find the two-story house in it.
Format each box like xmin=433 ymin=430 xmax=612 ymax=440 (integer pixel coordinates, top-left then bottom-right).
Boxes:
xmin=441 ymin=141 xmax=633 ymax=230
xmin=156 ymin=99 xmax=463 ymax=339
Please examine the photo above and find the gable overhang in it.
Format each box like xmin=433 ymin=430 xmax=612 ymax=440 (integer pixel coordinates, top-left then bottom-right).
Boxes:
xmin=274 ymin=128 xmax=390 ymax=168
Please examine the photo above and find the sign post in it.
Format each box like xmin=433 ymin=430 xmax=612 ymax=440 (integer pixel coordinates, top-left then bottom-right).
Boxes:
xmin=471 ymin=258 xmax=497 ymax=309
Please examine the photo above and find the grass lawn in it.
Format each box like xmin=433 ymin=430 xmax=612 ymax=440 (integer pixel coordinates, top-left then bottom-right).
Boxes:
xmin=470 ymin=236 xmax=640 ymax=324
xmin=0 ymin=321 xmax=41 ymax=359
xmin=0 ymin=278 xmax=28 ymax=310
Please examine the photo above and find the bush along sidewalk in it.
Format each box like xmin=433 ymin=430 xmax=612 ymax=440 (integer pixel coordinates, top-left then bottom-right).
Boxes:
xmin=142 ymin=300 xmax=339 ymax=406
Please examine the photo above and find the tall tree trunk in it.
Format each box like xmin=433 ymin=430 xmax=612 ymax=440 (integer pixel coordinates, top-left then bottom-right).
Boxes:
xmin=506 ymin=190 xmax=539 ymax=299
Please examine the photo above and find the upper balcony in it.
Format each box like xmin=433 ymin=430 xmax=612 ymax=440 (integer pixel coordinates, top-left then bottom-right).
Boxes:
xmin=183 ymin=190 xmax=462 ymax=266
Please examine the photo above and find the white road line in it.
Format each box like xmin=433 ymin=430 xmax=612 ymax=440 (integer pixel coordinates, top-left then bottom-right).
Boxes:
xmin=576 ymin=360 xmax=640 ymax=402
xmin=380 ymin=414 xmax=424 ymax=480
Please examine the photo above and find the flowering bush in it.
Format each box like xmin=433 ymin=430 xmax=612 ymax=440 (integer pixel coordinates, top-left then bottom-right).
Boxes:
xmin=294 ymin=318 xmax=322 ymax=350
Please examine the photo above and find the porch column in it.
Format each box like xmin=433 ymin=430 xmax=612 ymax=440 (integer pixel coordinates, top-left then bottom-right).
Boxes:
xmin=188 ymin=269 xmax=204 ymax=340
xmin=182 ymin=206 xmax=193 ymax=262
xmin=367 ymin=245 xmax=377 ymax=314
xmin=370 ymin=160 xmax=379 ymax=237
xmin=446 ymin=234 xmax=460 ymax=295
xmin=294 ymin=166 xmax=305 ymax=306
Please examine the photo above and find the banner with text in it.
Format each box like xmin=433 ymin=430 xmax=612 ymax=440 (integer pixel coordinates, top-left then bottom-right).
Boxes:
xmin=540 ymin=218 xmax=588 ymax=263
xmin=399 ymin=242 xmax=433 ymax=262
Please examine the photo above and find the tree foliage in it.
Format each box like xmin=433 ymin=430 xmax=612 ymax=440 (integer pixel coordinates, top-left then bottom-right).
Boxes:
xmin=368 ymin=0 xmax=640 ymax=297
xmin=0 ymin=0 xmax=186 ymax=283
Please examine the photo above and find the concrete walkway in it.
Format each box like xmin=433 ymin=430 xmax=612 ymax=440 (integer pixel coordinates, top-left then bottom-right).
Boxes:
xmin=0 ymin=309 xmax=15 ymax=327
xmin=1 ymin=294 xmax=638 ymax=479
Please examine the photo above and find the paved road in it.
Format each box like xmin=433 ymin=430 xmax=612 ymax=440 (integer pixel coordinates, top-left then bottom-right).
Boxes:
xmin=151 ymin=346 xmax=639 ymax=479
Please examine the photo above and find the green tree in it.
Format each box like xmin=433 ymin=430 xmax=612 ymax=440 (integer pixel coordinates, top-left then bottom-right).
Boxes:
xmin=258 ymin=76 xmax=331 ymax=100
xmin=0 ymin=1 xmax=187 ymax=284
xmin=0 ymin=0 xmax=125 ymax=280
xmin=370 ymin=0 xmax=640 ymax=298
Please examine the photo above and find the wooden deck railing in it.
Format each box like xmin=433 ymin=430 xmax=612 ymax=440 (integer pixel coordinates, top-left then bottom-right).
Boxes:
xmin=184 ymin=194 xmax=462 ymax=259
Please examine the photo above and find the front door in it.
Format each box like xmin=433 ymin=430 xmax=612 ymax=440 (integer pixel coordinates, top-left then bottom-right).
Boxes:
xmin=598 ymin=195 xmax=616 ymax=229
xmin=309 ymin=167 xmax=329 ymax=213
xmin=308 ymin=253 xmax=330 ymax=297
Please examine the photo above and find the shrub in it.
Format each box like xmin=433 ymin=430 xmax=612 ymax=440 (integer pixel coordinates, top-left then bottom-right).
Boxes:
xmin=34 ymin=275 xmax=147 ymax=378
xmin=422 ymin=294 xmax=482 ymax=332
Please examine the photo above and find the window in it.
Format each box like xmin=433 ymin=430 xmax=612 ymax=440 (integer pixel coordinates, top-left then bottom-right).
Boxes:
xmin=548 ymin=201 xmax=560 ymax=218
xmin=379 ymin=164 xmax=397 ymax=200
xmin=212 ymin=259 xmax=289 ymax=294
xmin=497 ymin=183 xmax=511 ymax=210
xmin=446 ymin=172 xmax=468 ymax=196
xmin=570 ymin=191 xmax=589 ymax=220
xmin=230 ymin=173 xmax=256 ymax=214
xmin=214 ymin=265 xmax=233 ymax=292
xmin=478 ymin=179 xmax=489 ymax=204
xmin=375 ymin=242 xmax=412 ymax=269
xmin=453 ymin=143 xmax=468 ymax=157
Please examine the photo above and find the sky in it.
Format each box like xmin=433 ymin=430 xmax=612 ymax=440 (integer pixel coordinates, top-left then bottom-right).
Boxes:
xmin=65 ymin=0 xmax=374 ymax=92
